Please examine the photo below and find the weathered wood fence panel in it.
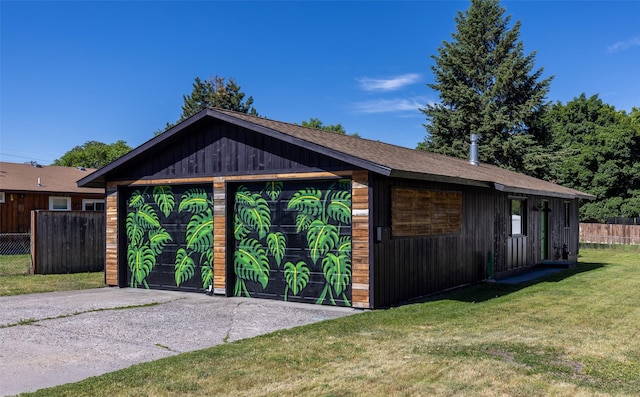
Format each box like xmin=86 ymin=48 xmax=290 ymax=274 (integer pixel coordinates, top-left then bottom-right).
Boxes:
xmin=579 ymin=223 xmax=640 ymax=245
xmin=31 ymin=211 xmax=105 ymax=274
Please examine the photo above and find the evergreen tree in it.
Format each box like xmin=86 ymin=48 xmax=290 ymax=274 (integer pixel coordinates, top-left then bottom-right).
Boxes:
xmin=180 ymin=76 xmax=257 ymax=121
xmin=419 ymin=0 xmax=552 ymax=173
xmin=154 ymin=76 xmax=259 ymax=136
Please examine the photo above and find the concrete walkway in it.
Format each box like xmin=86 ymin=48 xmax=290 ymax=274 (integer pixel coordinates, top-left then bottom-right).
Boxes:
xmin=0 ymin=288 xmax=357 ymax=396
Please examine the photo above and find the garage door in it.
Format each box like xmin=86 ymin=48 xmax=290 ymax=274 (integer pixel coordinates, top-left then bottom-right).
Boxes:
xmin=124 ymin=185 xmax=213 ymax=292
xmin=232 ymin=179 xmax=352 ymax=307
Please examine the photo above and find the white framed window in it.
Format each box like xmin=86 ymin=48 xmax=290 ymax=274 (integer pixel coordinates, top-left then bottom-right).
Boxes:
xmin=0 ymin=192 xmax=5 ymax=203
xmin=82 ymin=199 xmax=105 ymax=211
xmin=49 ymin=196 xmax=71 ymax=211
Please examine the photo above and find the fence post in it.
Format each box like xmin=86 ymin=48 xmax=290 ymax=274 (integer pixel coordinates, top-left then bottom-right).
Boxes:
xmin=30 ymin=210 xmax=37 ymax=275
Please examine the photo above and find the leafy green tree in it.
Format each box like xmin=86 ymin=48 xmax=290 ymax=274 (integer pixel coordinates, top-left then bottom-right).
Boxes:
xmin=544 ymin=94 xmax=640 ymax=221
xmin=301 ymin=118 xmax=360 ymax=137
xmin=53 ymin=140 xmax=131 ymax=169
xmin=418 ymin=0 xmax=552 ymax=173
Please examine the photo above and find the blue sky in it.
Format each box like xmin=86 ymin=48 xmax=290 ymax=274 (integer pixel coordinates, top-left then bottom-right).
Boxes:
xmin=1 ymin=1 xmax=639 ymax=165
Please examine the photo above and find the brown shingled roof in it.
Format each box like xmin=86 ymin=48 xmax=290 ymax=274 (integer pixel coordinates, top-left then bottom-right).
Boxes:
xmin=0 ymin=162 xmax=103 ymax=194
xmin=212 ymin=109 xmax=594 ymax=200
xmin=78 ymin=108 xmax=593 ymax=200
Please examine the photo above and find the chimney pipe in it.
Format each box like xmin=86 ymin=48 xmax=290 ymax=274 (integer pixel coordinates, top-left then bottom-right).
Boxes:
xmin=469 ymin=134 xmax=479 ymax=166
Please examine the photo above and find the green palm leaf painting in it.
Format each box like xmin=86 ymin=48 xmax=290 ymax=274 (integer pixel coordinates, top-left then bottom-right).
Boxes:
xmin=125 ymin=212 xmax=145 ymax=246
xmin=236 ymin=189 xmax=271 ymax=240
xmin=307 ymin=220 xmax=339 ymax=264
xmin=135 ymin=204 xmax=161 ymax=229
xmin=235 ymin=186 xmax=256 ymax=206
xmin=295 ymin=213 xmax=312 ymax=233
xmin=288 ymin=187 xmax=323 ymax=217
xmin=265 ymin=181 xmax=283 ymax=201
xmin=186 ymin=208 xmax=213 ymax=253
xmin=284 ymin=261 xmax=310 ymax=298
xmin=153 ymin=185 xmax=175 ymax=217
xmin=327 ymin=191 xmax=352 ymax=224
xmin=234 ymin=238 xmax=270 ymax=290
xmin=233 ymin=213 xmax=249 ymax=240
xmin=148 ymin=229 xmax=172 ymax=255
xmin=175 ymin=248 xmax=196 ymax=286
xmin=267 ymin=231 xmax=286 ymax=267
xmin=127 ymin=245 xmax=156 ymax=288
xmin=201 ymin=250 xmax=214 ymax=288
xmin=337 ymin=236 xmax=352 ymax=257
xmin=128 ymin=189 xmax=147 ymax=209
xmin=179 ymin=188 xmax=210 ymax=214
xmin=322 ymin=253 xmax=351 ymax=296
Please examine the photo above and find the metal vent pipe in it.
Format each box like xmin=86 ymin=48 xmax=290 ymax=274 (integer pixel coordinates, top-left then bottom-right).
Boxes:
xmin=469 ymin=134 xmax=479 ymax=166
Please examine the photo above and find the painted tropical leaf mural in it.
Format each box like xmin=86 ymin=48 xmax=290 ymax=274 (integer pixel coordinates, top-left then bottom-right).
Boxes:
xmin=322 ymin=253 xmax=352 ymax=296
xmin=175 ymin=248 xmax=196 ymax=286
xmin=234 ymin=238 xmax=270 ymax=289
xmin=267 ymin=231 xmax=286 ymax=267
xmin=327 ymin=191 xmax=352 ymax=224
xmin=135 ymin=204 xmax=161 ymax=229
xmin=186 ymin=208 xmax=213 ymax=252
xmin=201 ymin=250 xmax=214 ymax=288
xmin=287 ymin=187 xmax=323 ymax=217
xmin=125 ymin=212 xmax=145 ymax=246
xmin=265 ymin=181 xmax=283 ymax=201
xmin=128 ymin=189 xmax=147 ymax=209
xmin=284 ymin=261 xmax=310 ymax=298
xmin=127 ymin=245 xmax=156 ymax=288
xmin=233 ymin=213 xmax=250 ymax=240
xmin=179 ymin=188 xmax=210 ymax=214
xmin=235 ymin=186 xmax=257 ymax=206
xmin=337 ymin=236 xmax=352 ymax=257
xmin=153 ymin=185 xmax=175 ymax=217
xmin=295 ymin=213 xmax=312 ymax=233
xmin=148 ymin=229 xmax=173 ymax=255
xmin=307 ymin=220 xmax=339 ymax=264
xmin=236 ymin=189 xmax=271 ymax=240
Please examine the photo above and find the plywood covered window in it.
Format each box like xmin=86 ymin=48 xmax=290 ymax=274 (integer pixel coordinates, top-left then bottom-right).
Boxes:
xmin=391 ymin=187 xmax=462 ymax=237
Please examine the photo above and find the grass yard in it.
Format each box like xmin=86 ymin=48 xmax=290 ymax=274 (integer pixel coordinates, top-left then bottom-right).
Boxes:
xmin=0 ymin=272 xmax=105 ymax=296
xmin=21 ymin=248 xmax=640 ymax=396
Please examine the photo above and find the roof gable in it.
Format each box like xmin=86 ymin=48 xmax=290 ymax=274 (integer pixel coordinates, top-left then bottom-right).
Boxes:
xmin=78 ymin=108 xmax=593 ymax=200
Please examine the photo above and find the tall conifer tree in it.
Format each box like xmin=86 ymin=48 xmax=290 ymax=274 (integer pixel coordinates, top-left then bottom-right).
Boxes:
xmin=180 ymin=76 xmax=258 ymax=121
xmin=419 ymin=0 xmax=552 ymax=172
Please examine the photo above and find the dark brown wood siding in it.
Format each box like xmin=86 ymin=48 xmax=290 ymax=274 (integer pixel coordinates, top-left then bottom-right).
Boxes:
xmin=108 ymin=118 xmax=353 ymax=183
xmin=371 ymin=175 xmax=581 ymax=306
xmin=371 ymin=175 xmax=497 ymax=307
xmin=494 ymin=195 xmax=580 ymax=278
xmin=0 ymin=192 xmax=103 ymax=233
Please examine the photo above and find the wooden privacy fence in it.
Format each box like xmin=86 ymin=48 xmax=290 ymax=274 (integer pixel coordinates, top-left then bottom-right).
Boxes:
xmin=31 ymin=210 xmax=105 ymax=274
xmin=579 ymin=223 xmax=640 ymax=245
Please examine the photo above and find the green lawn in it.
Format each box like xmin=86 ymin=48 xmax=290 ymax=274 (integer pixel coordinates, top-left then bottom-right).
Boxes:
xmin=20 ymin=248 xmax=640 ymax=396
xmin=0 ymin=272 xmax=105 ymax=296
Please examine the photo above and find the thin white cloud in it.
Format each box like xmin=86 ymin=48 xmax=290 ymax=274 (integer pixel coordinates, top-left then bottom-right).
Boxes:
xmin=353 ymin=97 xmax=429 ymax=114
xmin=357 ymin=73 xmax=421 ymax=92
xmin=608 ymin=36 xmax=640 ymax=53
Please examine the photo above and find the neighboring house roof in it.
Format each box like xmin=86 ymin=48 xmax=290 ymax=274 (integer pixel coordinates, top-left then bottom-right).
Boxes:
xmin=0 ymin=162 xmax=103 ymax=194
xmin=79 ymin=108 xmax=594 ymax=200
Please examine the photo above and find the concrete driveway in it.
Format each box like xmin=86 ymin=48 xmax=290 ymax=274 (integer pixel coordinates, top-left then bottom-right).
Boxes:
xmin=0 ymin=288 xmax=357 ymax=396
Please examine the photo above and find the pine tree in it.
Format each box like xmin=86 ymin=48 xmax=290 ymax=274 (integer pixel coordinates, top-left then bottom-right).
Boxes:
xmin=180 ymin=76 xmax=258 ymax=121
xmin=419 ymin=0 xmax=552 ymax=172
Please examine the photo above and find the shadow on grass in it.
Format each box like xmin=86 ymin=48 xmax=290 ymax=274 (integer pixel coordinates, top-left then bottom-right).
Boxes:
xmin=406 ymin=261 xmax=606 ymax=305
